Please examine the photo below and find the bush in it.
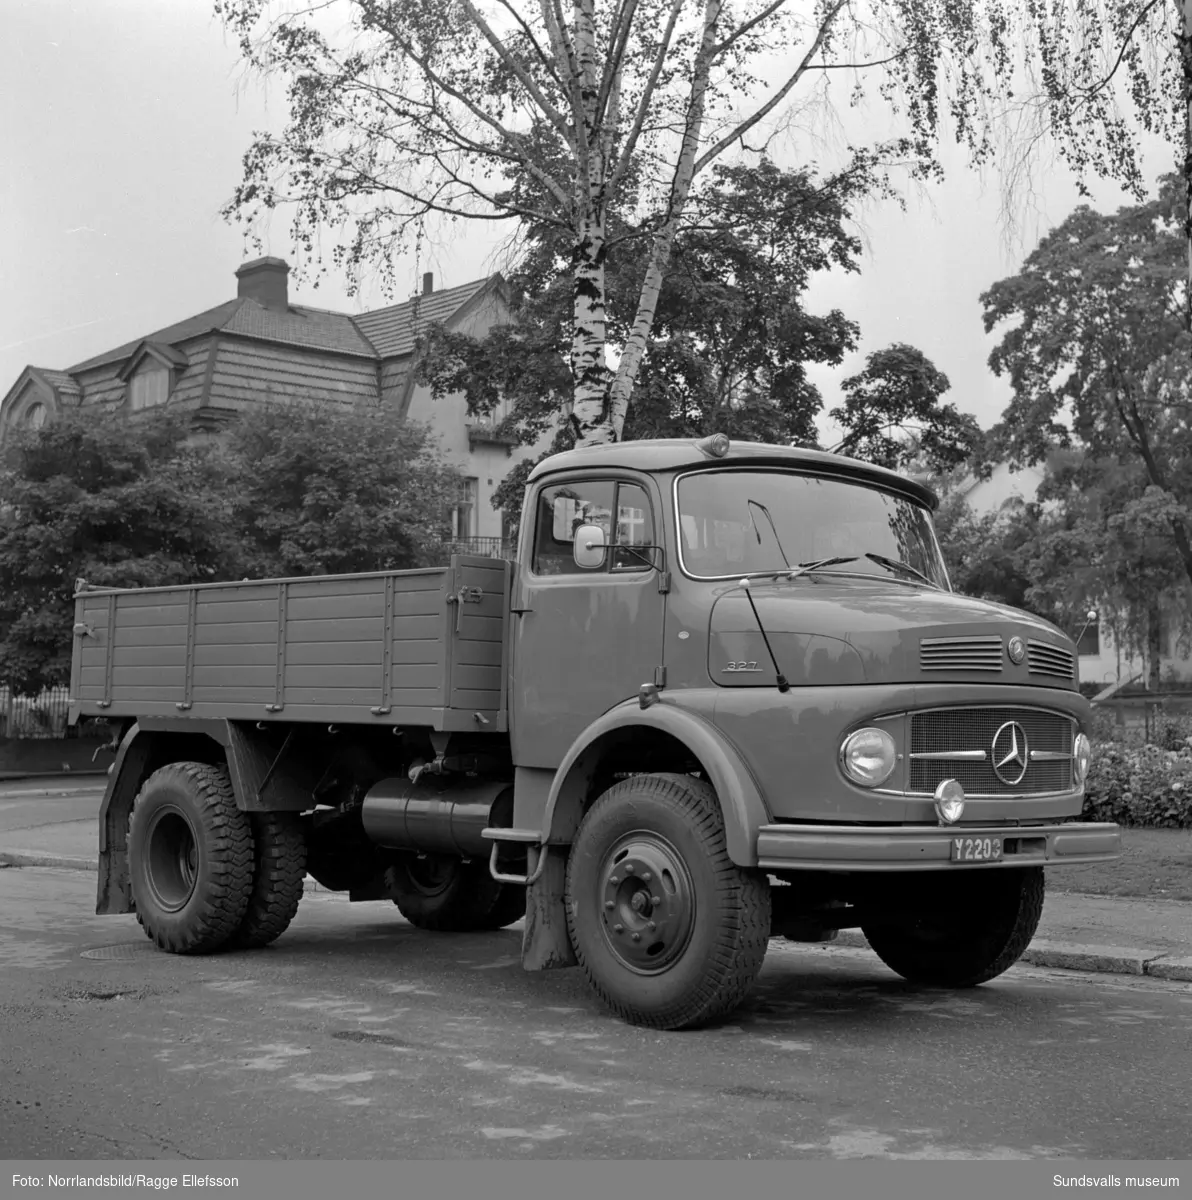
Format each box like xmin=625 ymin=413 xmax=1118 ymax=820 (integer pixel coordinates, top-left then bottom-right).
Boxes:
xmin=1082 ymin=716 xmax=1192 ymax=828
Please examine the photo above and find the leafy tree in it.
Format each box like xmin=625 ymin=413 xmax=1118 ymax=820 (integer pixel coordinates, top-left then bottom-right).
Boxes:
xmin=1021 ymin=457 xmax=1192 ymax=690
xmin=995 ymin=3 xmax=1192 ymax=332
xmin=0 ymin=403 xmax=464 ymax=693
xmin=219 ymin=403 xmax=463 ymax=578
xmin=982 ymin=173 xmax=1192 ymax=589
xmin=932 ymin=485 xmax=1043 ymax=612
xmin=0 ymin=410 xmax=235 ymax=692
xmin=216 ymin=0 xmax=1082 ymax=446
xmin=829 ymin=344 xmax=979 ymax=473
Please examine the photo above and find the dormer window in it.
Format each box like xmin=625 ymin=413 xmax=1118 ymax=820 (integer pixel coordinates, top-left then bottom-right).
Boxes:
xmin=129 ymin=362 xmax=170 ymax=410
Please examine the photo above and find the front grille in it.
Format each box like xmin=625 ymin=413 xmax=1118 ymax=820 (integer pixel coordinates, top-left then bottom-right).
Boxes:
xmin=1028 ymin=639 xmax=1075 ymax=680
xmin=907 ymin=706 xmax=1075 ymax=795
xmin=919 ymin=635 xmax=1003 ymax=672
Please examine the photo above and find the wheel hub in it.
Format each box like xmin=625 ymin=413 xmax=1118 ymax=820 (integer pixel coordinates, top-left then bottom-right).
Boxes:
xmin=145 ymin=807 xmax=199 ymax=913
xmin=598 ymin=832 xmax=695 ymax=973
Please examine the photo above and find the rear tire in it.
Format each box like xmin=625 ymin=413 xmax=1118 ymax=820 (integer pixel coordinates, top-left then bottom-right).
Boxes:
xmin=861 ymin=867 xmax=1045 ymax=987
xmin=227 ymin=812 xmax=307 ymax=949
xmin=388 ymin=854 xmax=524 ymax=931
xmin=565 ymin=772 xmax=771 ymax=1030
xmin=128 ymin=762 xmax=254 ymax=955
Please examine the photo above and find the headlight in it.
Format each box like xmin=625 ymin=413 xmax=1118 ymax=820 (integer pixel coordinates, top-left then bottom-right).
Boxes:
xmin=839 ymin=727 xmax=897 ymax=787
xmin=1073 ymin=732 xmax=1092 ymax=785
xmin=934 ymin=778 xmax=966 ymax=824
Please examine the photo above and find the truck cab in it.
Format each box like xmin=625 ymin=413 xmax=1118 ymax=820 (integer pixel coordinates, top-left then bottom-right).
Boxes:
xmin=77 ymin=435 xmax=1120 ymax=1031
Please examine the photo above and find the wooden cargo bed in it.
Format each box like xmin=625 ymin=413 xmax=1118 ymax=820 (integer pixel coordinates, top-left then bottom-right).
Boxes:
xmin=69 ymin=555 xmax=510 ymax=732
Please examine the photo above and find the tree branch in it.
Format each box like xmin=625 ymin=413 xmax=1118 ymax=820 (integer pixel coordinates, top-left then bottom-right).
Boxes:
xmin=457 ymin=0 xmax=573 ymax=143
xmin=694 ymin=0 xmax=848 ymax=176
xmin=607 ymin=0 xmax=684 ymax=201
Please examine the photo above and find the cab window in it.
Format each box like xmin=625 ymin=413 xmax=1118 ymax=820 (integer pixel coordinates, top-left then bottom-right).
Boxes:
xmin=532 ymin=480 xmax=655 ymax=575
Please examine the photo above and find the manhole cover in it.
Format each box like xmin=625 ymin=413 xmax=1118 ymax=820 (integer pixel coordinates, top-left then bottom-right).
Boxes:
xmin=80 ymin=942 xmax=158 ymax=961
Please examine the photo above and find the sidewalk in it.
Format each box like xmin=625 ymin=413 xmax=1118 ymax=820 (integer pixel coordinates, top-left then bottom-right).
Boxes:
xmin=2 ymin=816 xmax=1191 ymax=984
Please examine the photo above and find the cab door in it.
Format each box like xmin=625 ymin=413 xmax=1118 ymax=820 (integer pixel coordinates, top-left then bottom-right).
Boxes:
xmin=510 ymin=474 xmax=666 ymax=769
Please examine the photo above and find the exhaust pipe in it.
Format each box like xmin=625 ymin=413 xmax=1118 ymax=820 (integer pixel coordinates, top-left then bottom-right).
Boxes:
xmin=360 ymin=776 xmax=513 ymax=859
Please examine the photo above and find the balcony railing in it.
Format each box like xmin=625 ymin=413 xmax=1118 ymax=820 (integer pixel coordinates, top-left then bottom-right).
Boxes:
xmin=444 ymin=536 xmax=516 ymax=561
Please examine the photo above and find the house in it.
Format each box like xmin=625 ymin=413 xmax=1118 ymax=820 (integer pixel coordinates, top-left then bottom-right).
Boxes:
xmin=956 ymin=460 xmax=1192 ymax=690
xmin=0 ymin=258 xmax=547 ymax=550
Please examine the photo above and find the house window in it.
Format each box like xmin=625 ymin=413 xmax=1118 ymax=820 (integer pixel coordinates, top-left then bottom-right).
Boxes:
xmin=129 ymin=363 xmax=170 ymax=410
xmin=24 ymin=402 xmax=46 ymax=429
xmin=1077 ymin=621 xmax=1100 ymax=657
xmin=451 ymin=477 xmax=479 ymax=539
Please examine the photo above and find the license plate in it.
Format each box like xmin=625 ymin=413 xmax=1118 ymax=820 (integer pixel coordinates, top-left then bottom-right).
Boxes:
xmin=950 ymin=835 xmax=1003 ymax=863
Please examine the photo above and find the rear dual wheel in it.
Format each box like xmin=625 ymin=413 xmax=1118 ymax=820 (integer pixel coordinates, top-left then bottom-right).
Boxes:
xmin=128 ymin=761 xmax=305 ymax=954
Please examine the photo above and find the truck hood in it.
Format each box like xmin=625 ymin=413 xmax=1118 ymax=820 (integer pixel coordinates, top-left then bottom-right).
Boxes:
xmin=707 ymin=577 xmax=1077 ymax=689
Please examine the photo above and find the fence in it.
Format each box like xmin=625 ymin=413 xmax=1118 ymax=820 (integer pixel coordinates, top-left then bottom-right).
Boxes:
xmin=0 ymin=687 xmax=80 ymax=740
xmin=442 ymin=536 xmax=516 ymax=561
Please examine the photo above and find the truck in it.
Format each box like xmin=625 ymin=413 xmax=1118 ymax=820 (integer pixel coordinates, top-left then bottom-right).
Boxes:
xmin=71 ymin=434 xmax=1121 ymax=1030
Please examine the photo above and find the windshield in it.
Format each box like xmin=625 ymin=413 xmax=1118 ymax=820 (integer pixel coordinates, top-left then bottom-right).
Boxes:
xmin=676 ymin=469 xmax=949 ymax=588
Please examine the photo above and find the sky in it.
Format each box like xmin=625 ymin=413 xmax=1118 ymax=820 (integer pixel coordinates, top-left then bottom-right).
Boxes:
xmin=1 ymin=0 xmax=1178 ymax=445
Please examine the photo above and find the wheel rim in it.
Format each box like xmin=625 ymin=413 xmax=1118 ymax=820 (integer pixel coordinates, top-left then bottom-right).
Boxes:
xmin=597 ymin=830 xmax=696 ymax=974
xmin=144 ymin=806 xmax=199 ymax=913
xmin=404 ymin=854 xmax=458 ymax=898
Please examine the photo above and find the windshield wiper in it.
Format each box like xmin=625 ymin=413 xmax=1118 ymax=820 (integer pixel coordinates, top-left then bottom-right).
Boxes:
xmin=864 ymin=552 xmax=937 ymax=587
xmin=731 ymin=557 xmax=858 ymax=584
xmin=789 ymin=555 xmax=858 ymax=579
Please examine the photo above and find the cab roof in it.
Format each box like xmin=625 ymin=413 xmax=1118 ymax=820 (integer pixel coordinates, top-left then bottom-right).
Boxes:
xmin=527 ymin=438 xmax=939 ymax=510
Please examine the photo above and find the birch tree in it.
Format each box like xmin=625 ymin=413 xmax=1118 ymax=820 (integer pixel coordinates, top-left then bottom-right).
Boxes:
xmin=214 ymin=0 xmax=1036 ymax=445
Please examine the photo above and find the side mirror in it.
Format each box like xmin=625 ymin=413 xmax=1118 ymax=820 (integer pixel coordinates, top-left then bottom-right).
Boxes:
xmin=573 ymin=522 xmax=607 ymax=569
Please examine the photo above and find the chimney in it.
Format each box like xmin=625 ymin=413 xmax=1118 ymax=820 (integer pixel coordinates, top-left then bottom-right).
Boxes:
xmin=422 ymin=272 xmax=434 ymax=295
xmin=236 ymin=257 xmax=290 ymax=312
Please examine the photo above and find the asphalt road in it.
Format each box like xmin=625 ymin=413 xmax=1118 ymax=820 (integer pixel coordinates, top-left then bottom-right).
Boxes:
xmin=1 ymin=864 xmax=1190 ymax=1160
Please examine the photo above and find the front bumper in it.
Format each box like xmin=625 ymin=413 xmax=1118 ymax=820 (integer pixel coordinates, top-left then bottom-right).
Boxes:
xmin=756 ymin=821 xmax=1120 ymax=873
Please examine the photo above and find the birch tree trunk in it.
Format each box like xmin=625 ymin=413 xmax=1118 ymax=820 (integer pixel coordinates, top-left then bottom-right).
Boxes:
xmin=568 ymin=211 xmax=613 ymax=437
xmin=580 ymin=0 xmax=723 ymax=445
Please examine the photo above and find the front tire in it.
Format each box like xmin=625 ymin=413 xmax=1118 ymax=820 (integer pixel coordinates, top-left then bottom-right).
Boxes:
xmin=388 ymin=854 xmax=525 ymax=931
xmin=127 ymin=762 xmax=254 ymax=955
xmin=861 ymin=867 xmax=1045 ymax=987
xmin=565 ymin=773 xmax=771 ymax=1030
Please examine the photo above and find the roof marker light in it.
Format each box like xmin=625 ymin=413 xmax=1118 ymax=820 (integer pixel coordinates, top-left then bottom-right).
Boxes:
xmin=698 ymin=433 xmax=731 ymax=458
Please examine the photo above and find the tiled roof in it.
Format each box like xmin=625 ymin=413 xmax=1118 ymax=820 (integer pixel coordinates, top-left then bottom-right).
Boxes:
xmin=69 ymin=301 xmax=242 ymax=372
xmin=33 ymin=368 xmax=81 ymax=394
xmin=353 ymin=279 xmax=491 ymax=358
xmin=223 ymin=301 xmax=377 ymax=358
xmin=64 ymin=276 xmax=496 ymax=375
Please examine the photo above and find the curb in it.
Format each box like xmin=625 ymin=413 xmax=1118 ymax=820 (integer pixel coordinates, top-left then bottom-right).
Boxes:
xmin=2 ymin=850 xmax=1189 ymax=982
xmin=0 ymin=849 xmax=336 ymax=900
xmin=0 ymin=850 xmax=98 ymax=872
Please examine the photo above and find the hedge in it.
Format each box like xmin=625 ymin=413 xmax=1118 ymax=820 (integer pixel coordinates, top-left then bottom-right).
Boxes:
xmin=1080 ymin=712 xmax=1192 ymax=828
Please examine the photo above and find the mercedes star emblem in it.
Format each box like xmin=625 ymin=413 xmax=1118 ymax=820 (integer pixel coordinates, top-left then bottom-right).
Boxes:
xmin=991 ymin=720 xmax=1029 ymax=786
xmin=1007 ymin=636 xmax=1026 ymax=664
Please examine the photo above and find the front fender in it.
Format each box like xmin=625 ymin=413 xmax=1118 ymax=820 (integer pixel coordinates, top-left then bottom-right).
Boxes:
xmin=541 ymin=697 xmax=771 ymax=867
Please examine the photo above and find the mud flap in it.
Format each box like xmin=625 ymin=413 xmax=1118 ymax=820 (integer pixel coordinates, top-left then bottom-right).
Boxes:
xmin=521 ymin=845 xmax=577 ymax=971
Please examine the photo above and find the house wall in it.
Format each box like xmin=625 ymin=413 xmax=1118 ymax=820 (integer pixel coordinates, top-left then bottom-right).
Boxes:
xmin=961 ymin=462 xmax=1046 ymax=515
xmin=206 ymin=338 xmax=378 ymax=411
xmin=400 ymin=288 xmax=555 ymax=542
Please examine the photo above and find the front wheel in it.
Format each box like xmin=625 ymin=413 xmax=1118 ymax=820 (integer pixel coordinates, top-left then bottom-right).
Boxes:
xmin=565 ymin=773 xmax=771 ymax=1030
xmin=861 ymin=867 xmax=1045 ymax=987
xmin=388 ymin=854 xmax=525 ymax=931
